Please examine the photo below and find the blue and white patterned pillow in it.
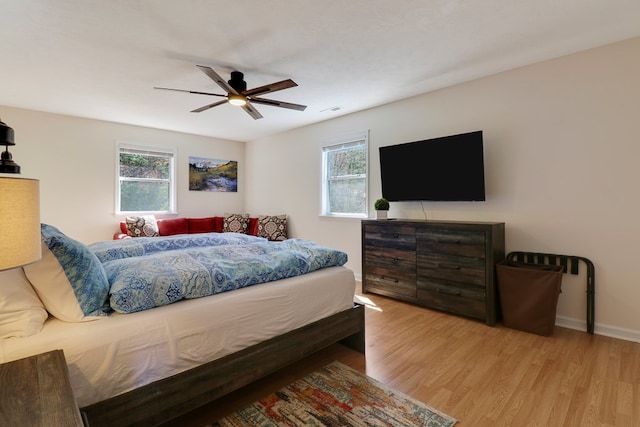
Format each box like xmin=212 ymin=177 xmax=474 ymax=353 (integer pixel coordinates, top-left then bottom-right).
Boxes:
xmin=23 ymin=224 xmax=111 ymax=322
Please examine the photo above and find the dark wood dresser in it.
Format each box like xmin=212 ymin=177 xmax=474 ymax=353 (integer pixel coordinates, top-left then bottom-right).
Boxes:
xmin=362 ymin=219 xmax=505 ymax=325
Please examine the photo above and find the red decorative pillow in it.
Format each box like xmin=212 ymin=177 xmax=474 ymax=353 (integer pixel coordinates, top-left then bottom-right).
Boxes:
xmin=188 ymin=217 xmax=215 ymax=234
xmin=248 ymin=217 xmax=259 ymax=236
xmin=213 ymin=216 xmax=224 ymax=233
xmin=257 ymin=215 xmax=288 ymax=241
xmin=223 ymin=213 xmax=249 ymax=234
xmin=157 ymin=218 xmax=188 ymax=236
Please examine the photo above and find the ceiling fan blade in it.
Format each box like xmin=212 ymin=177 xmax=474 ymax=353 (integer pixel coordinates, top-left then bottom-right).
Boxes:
xmin=243 ymin=79 xmax=298 ymax=97
xmin=250 ymin=97 xmax=307 ymax=111
xmin=191 ymin=99 xmax=227 ymax=113
xmin=242 ymin=102 xmax=263 ymax=120
xmin=196 ymin=65 xmax=237 ymax=94
xmin=154 ymin=87 xmax=226 ymax=98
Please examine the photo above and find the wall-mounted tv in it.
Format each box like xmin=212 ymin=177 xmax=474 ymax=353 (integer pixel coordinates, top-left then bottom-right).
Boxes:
xmin=379 ymin=130 xmax=485 ymax=202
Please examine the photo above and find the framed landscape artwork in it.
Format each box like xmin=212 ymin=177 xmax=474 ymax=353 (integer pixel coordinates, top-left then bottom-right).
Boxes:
xmin=189 ymin=156 xmax=238 ymax=192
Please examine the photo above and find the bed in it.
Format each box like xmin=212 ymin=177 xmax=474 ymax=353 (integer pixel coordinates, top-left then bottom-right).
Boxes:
xmin=0 ymin=224 xmax=365 ymax=426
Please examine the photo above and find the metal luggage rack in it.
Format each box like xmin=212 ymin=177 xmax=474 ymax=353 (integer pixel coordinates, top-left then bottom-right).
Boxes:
xmin=506 ymin=251 xmax=595 ymax=334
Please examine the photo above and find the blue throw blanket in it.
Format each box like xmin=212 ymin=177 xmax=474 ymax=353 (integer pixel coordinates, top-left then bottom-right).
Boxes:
xmin=89 ymin=232 xmax=267 ymax=262
xmin=101 ymin=238 xmax=348 ymax=314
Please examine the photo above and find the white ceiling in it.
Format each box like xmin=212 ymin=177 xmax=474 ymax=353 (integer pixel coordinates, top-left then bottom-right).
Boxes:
xmin=2 ymin=1 xmax=640 ymax=142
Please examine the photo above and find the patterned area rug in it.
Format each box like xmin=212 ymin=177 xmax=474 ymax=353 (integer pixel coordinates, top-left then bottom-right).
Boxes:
xmin=212 ymin=361 xmax=457 ymax=426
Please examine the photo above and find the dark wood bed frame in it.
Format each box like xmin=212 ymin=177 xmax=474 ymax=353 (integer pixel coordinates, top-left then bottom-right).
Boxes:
xmin=80 ymin=303 xmax=365 ymax=426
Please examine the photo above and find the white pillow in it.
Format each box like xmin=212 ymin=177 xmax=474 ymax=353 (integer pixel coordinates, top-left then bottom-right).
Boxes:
xmin=0 ymin=268 xmax=48 ymax=338
xmin=23 ymin=224 xmax=110 ymax=322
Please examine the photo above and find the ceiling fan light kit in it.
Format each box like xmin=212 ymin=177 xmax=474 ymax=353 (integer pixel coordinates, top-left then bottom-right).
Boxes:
xmin=155 ymin=66 xmax=307 ymax=120
xmin=228 ymin=94 xmax=247 ymax=106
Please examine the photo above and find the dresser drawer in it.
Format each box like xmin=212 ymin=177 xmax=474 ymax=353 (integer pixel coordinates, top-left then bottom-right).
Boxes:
xmin=417 ymin=278 xmax=486 ymax=320
xmin=365 ymin=246 xmax=416 ymax=272
xmin=417 ymin=252 xmax=485 ymax=286
xmin=364 ymin=224 xmax=416 ymax=251
xmin=417 ymin=229 xmax=485 ymax=258
xmin=363 ymin=251 xmax=416 ymax=298
xmin=365 ymin=268 xmax=416 ymax=297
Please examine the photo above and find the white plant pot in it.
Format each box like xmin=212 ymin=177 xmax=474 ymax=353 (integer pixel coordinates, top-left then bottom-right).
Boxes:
xmin=376 ymin=210 xmax=388 ymax=220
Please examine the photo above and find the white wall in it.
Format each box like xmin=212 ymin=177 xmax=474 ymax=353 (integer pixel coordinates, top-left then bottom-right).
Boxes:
xmin=246 ymin=36 xmax=640 ymax=340
xmin=0 ymin=107 xmax=245 ymax=243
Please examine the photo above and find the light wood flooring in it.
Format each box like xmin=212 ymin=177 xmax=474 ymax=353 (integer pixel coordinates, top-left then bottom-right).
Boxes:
xmin=167 ymin=283 xmax=640 ymax=427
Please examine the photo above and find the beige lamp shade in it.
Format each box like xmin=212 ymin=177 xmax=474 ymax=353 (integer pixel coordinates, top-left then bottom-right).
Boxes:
xmin=0 ymin=177 xmax=41 ymax=270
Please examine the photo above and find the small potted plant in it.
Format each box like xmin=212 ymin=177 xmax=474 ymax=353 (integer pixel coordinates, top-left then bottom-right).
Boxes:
xmin=374 ymin=198 xmax=390 ymax=220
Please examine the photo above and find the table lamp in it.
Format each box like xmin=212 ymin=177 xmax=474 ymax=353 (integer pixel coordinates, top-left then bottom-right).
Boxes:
xmin=0 ymin=118 xmax=41 ymax=270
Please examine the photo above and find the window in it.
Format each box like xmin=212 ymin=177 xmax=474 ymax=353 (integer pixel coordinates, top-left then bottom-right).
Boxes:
xmin=116 ymin=143 xmax=176 ymax=214
xmin=321 ymin=131 xmax=368 ymax=217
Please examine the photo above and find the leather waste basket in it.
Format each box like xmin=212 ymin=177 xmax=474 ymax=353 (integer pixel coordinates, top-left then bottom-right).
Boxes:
xmin=496 ymin=260 xmax=563 ymax=336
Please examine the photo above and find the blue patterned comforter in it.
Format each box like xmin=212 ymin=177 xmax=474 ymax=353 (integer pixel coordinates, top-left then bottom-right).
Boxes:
xmin=89 ymin=232 xmax=267 ymax=262
xmin=102 ymin=238 xmax=348 ymax=314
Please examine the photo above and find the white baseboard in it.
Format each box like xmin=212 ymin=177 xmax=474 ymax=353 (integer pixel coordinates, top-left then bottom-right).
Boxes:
xmin=556 ymin=315 xmax=640 ymax=343
xmin=554 ymin=315 xmax=587 ymax=333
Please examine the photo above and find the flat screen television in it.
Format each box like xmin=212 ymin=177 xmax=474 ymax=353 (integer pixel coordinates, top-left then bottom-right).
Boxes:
xmin=379 ymin=130 xmax=485 ymax=202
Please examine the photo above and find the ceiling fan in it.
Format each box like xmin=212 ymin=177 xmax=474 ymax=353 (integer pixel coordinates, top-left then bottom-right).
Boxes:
xmin=154 ymin=65 xmax=307 ymax=120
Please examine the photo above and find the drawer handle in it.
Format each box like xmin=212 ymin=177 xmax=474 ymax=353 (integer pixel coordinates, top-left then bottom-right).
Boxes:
xmin=437 ymin=288 xmax=462 ymax=296
xmin=380 ymin=276 xmax=399 ymax=283
xmin=436 ymin=239 xmax=461 ymax=244
xmin=437 ymin=263 xmax=461 ymax=270
xmin=382 ymin=233 xmax=401 ymax=239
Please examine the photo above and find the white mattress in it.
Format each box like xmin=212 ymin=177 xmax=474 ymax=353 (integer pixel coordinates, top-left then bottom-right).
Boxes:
xmin=0 ymin=266 xmax=355 ymax=407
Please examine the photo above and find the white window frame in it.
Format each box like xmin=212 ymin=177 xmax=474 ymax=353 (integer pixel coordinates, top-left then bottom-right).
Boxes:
xmin=321 ymin=130 xmax=369 ymax=218
xmin=115 ymin=141 xmax=177 ymax=215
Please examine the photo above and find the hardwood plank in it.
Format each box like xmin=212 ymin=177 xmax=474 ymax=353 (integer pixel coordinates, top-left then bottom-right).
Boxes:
xmin=170 ymin=282 xmax=640 ymax=427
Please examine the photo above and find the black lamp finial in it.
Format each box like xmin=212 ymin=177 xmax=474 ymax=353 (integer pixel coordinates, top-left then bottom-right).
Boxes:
xmin=0 ymin=118 xmax=20 ymax=174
